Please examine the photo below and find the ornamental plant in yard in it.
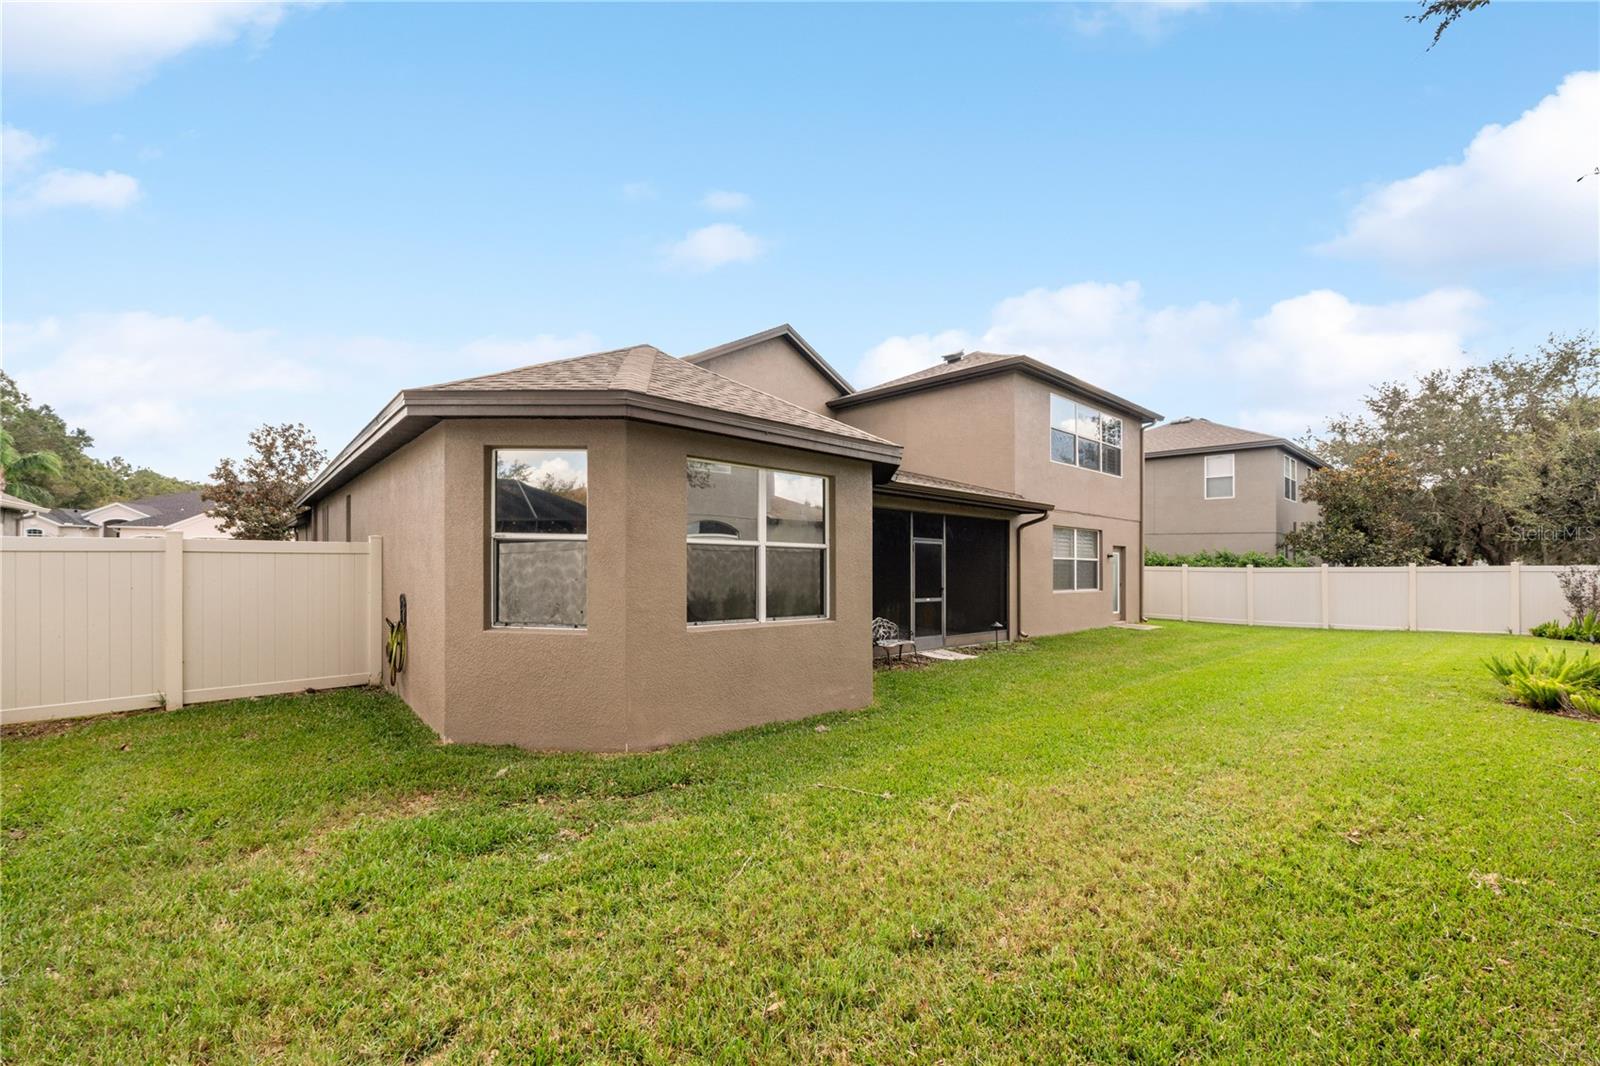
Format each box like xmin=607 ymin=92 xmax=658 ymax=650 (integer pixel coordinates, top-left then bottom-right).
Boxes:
xmin=1484 ymin=648 xmax=1600 ymax=715
xmin=1529 ymin=611 xmax=1600 ymax=644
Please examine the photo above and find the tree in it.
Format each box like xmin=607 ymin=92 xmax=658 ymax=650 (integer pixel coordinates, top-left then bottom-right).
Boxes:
xmin=1283 ymin=450 xmax=1431 ymax=566
xmin=0 ymin=371 xmax=199 ymax=507
xmin=205 ymin=424 xmax=327 ymax=540
xmin=1301 ymin=333 xmax=1599 ymax=565
xmin=0 ymin=427 xmax=65 ymax=506
xmin=1408 ymin=0 xmax=1489 ymax=47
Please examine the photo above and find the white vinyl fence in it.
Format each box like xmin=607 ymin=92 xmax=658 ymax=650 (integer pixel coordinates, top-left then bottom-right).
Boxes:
xmin=1145 ymin=563 xmax=1595 ymax=635
xmin=1 ymin=533 xmax=383 ymax=725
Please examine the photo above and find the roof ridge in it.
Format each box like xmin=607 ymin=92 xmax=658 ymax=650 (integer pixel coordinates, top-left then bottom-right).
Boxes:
xmin=424 ymin=344 xmax=644 ymax=390
xmin=613 ymin=345 xmax=660 ymax=392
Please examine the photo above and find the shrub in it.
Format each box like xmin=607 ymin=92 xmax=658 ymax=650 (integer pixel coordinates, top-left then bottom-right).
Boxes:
xmin=1484 ymin=649 xmax=1600 ymax=716
xmin=1556 ymin=565 xmax=1600 ymax=621
xmin=1530 ymin=611 xmax=1600 ymax=644
xmin=1143 ymin=549 xmax=1311 ymax=568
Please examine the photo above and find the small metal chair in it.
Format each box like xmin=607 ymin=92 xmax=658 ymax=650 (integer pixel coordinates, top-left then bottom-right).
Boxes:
xmin=872 ymin=616 xmax=916 ymax=662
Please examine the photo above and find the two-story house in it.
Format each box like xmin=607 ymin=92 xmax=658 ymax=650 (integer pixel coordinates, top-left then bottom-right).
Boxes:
xmin=294 ymin=324 xmax=1159 ymax=751
xmin=1143 ymin=417 xmax=1322 ymax=556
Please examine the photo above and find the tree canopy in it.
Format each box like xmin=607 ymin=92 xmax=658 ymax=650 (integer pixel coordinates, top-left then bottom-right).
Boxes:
xmin=1286 ymin=333 xmax=1599 ymax=565
xmin=0 ymin=372 xmax=198 ymax=509
xmin=205 ymin=423 xmax=327 ymax=541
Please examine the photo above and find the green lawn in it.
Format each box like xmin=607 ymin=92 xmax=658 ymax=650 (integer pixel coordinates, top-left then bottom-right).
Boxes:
xmin=4 ymin=624 xmax=1598 ymax=1064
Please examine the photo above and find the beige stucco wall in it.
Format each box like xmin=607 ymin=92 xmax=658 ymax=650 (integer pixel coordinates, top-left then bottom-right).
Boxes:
xmin=334 ymin=425 xmax=450 ymax=732
xmin=1144 ymin=446 xmax=1318 ymax=556
xmin=833 ymin=373 xmax=1020 ymax=491
xmin=16 ymin=517 xmax=97 ymax=538
xmin=691 ymin=337 xmax=844 ymax=417
xmin=838 ymin=370 xmax=1147 ymax=635
xmin=329 ymin=417 xmax=873 ymax=751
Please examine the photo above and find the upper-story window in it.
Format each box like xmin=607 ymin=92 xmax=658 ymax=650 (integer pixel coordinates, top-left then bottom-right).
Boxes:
xmin=24 ymin=528 xmax=44 ymax=537
xmin=687 ymin=459 xmax=828 ymax=625
xmin=1204 ymin=453 xmax=1235 ymax=499
xmin=491 ymin=448 xmax=588 ymax=628
xmin=1049 ymin=395 xmax=1123 ymax=476
xmin=1283 ymin=455 xmax=1298 ymax=501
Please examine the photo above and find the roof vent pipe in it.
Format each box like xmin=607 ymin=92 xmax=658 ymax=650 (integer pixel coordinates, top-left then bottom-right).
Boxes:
xmin=942 ymin=350 xmax=965 ymax=364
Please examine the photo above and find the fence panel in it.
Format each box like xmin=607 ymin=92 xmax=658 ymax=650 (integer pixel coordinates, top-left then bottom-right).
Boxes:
xmin=1253 ymin=568 xmax=1323 ymax=628
xmin=1 ymin=535 xmax=380 ymax=725
xmin=1145 ymin=563 xmax=1597 ymax=636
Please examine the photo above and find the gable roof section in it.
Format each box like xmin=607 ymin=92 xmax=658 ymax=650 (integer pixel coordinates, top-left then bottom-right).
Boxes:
xmin=683 ymin=324 xmax=853 ymax=396
xmin=117 ymin=491 xmax=213 ymax=527
xmin=299 ymin=345 xmax=901 ymax=507
xmin=1145 ymin=417 xmax=1324 ymax=468
xmin=33 ymin=508 xmax=97 ymax=528
xmin=829 ymin=351 xmax=1161 ymax=423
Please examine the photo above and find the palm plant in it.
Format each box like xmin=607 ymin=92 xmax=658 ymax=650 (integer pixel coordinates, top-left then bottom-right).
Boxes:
xmin=0 ymin=427 xmax=63 ymax=506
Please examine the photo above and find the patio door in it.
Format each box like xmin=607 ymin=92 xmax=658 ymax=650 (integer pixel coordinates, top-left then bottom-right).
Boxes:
xmin=912 ymin=535 xmax=945 ymax=649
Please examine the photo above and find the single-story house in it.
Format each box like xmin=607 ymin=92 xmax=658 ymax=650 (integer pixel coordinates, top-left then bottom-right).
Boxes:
xmin=1 ymin=491 xmax=41 ymax=537
xmin=1144 ymin=417 xmax=1323 ymax=556
xmin=297 ymin=325 xmax=1159 ymax=751
xmin=13 ymin=491 xmax=225 ymax=539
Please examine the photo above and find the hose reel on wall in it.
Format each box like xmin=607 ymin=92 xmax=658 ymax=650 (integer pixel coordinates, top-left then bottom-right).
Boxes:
xmin=384 ymin=594 xmax=407 ymax=685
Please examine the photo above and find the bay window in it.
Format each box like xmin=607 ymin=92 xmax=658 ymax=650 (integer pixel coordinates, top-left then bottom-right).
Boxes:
xmin=492 ymin=448 xmax=588 ymax=628
xmin=1049 ymin=395 xmax=1123 ymax=476
xmin=687 ymin=459 xmax=827 ymax=624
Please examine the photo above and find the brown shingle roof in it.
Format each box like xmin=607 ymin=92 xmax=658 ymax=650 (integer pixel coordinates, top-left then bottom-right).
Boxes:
xmin=431 ymin=345 xmax=891 ymax=446
xmin=888 ymin=469 xmax=1027 ymax=501
xmin=830 ymin=350 xmax=1161 ymax=422
xmin=879 ymin=469 xmax=1051 ymax=513
xmin=1145 ymin=417 xmax=1324 ymax=467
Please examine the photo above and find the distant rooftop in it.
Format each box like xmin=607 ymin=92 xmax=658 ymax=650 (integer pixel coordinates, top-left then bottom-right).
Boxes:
xmin=1146 ymin=417 xmax=1324 ymax=467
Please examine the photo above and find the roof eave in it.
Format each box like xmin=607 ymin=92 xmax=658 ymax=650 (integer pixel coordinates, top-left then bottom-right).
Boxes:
xmin=875 ymin=481 xmax=1051 ymax=514
xmin=298 ymin=388 xmax=903 ymax=508
xmin=1146 ymin=439 xmax=1326 ymax=468
xmin=829 ymin=357 xmax=1161 ymax=423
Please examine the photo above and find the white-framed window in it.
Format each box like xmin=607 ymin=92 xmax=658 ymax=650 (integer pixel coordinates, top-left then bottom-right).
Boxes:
xmin=687 ymin=458 xmax=827 ymax=625
xmin=1204 ymin=453 xmax=1235 ymax=499
xmin=1051 ymin=526 xmax=1100 ymax=592
xmin=1283 ymin=455 xmax=1298 ymax=501
xmin=24 ymin=527 xmax=44 ymax=537
xmin=1049 ymin=395 xmax=1123 ymax=476
xmin=491 ymin=448 xmax=588 ymax=628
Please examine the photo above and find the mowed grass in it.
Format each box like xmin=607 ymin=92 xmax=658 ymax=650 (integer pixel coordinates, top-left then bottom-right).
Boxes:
xmin=4 ymin=624 xmax=1599 ymax=1064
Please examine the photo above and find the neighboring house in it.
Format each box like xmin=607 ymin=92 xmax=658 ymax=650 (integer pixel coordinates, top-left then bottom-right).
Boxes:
xmin=12 ymin=491 xmax=225 ymax=539
xmin=1 ymin=491 xmax=42 ymax=536
xmin=1143 ymin=417 xmax=1323 ymax=556
xmin=296 ymin=324 xmax=1159 ymax=752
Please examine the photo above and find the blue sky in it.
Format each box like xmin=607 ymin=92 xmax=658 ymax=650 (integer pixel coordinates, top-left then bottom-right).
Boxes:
xmin=3 ymin=1 xmax=1597 ymax=479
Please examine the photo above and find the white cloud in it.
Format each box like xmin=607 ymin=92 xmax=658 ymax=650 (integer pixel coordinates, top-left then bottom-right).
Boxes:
xmin=1068 ymin=1 xmax=1209 ymax=40
xmin=3 ymin=123 xmax=142 ymax=212
xmin=2 ymin=125 xmax=52 ymax=179
xmin=11 ymin=168 xmax=142 ymax=212
xmin=3 ymin=312 xmax=601 ymax=479
xmin=859 ymin=280 xmax=1485 ymax=437
xmin=1320 ymin=71 xmax=1600 ymax=270
xmin=701 ymin=189 xmax=752 ymax=212
xmin=2 ymin=2 xmax=314 ymax=96
xmin=664 ymin=223 xmax=766 ymax=272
